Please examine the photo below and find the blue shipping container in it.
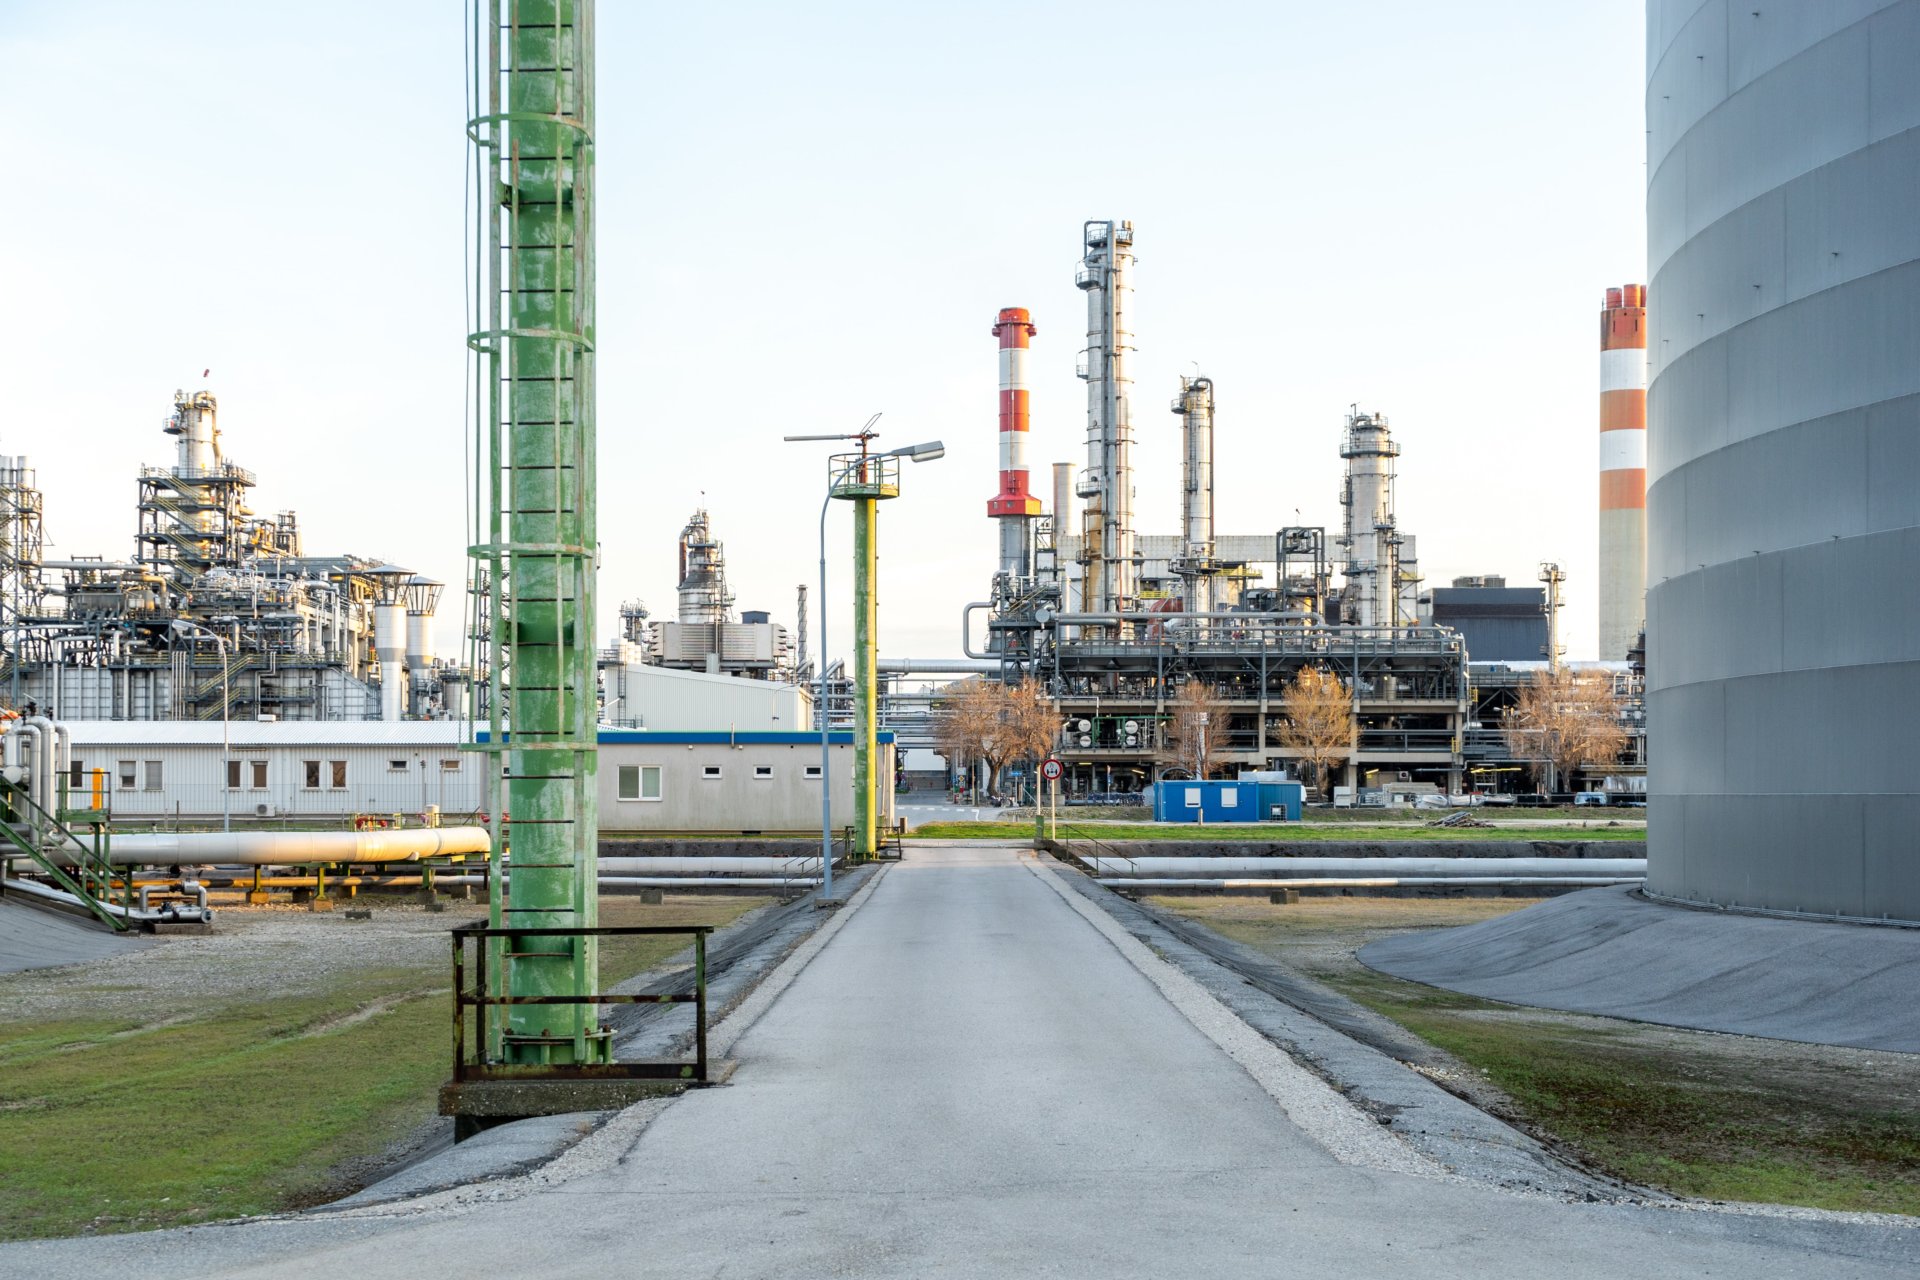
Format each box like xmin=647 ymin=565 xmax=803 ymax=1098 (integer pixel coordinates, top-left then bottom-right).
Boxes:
xmin=1153 ymin=779 xmax=1264 ymax=823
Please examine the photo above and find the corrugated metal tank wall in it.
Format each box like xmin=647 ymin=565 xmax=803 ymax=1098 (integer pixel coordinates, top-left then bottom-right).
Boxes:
xmin=1645 ymin=0 xmax=1920 ymax=921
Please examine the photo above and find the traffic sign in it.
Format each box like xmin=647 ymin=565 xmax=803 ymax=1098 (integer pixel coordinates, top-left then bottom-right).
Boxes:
xmin=1040 ymin=758 xmax=1064 ymax=781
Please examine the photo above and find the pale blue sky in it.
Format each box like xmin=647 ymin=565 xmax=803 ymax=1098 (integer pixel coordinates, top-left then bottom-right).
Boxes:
xmin=0 ymin=1 xmax=1645 ymax=664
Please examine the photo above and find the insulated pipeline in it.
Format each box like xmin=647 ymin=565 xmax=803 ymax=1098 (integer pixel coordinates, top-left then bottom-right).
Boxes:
xmin=1084 ymin=856 xmax=1646 ymax=879
xmin=39 ymin=826 xmax=492 ymax=867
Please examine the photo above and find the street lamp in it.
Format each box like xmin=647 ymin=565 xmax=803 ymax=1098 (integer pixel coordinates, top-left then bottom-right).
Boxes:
xmin=786 ymin=421 xmax=945 ymax=897
xmin=171 ymin=619 xmax=232 ymax=832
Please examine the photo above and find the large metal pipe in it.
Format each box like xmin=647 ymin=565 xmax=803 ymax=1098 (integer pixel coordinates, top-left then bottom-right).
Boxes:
xmin=597 ymin=857 xmax=825 ymax=875
xmin=435 ymin=875 xmax=819 ymax=890
xmin=23 ymin=717 xmax=55 ymax=815
xmin=1086 ymin=857 xmax=1646 ymax=878
xmin=877 ymin=658 xmax=1002 ymax=675
xmin=38 ymin=825 xmax=491 ymax=867
xmin=1097 ymin=877 xmax=1642 ymax=890
xmin=5 ymin=875 xmax=213 ymax=924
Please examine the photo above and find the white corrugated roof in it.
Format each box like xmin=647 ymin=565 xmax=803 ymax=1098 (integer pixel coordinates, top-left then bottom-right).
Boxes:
xmin=62 ymin=720 xmax=470 ymax=747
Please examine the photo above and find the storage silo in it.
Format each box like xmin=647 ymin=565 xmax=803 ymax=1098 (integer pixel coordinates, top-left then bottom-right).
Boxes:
xmin=1645 ymin=0 xmax=1920 ymax=922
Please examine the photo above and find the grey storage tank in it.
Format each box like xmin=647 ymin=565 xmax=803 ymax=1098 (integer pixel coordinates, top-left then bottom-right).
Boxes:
xmin=1645 ymin=0 xmax=1920 ymax=922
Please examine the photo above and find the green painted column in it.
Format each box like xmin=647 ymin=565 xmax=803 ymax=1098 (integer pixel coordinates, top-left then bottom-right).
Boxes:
xmin=478 ymin=0 xmax=604 ymax=1065
xmin=853 ymin=496 xmax=878 ymax=859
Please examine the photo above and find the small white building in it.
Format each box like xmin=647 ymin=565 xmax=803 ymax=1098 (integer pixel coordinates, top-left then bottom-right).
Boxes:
xmin=62 ymin=722 xmax=892 ymax=835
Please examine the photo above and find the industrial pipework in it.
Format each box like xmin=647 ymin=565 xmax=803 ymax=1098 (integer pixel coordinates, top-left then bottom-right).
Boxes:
xmin=1598 ymin=284 xmax=1647 ymax=660
xmin=1076 ymin=220 xmax=1137 ymax=617
xmin=468 ymin=0 xmax=605 ymax=1067
xmin=988 ymin=307 xmax=1041 ymax=583
xmin=1171 ymin=375 xmax=1216 ymax=613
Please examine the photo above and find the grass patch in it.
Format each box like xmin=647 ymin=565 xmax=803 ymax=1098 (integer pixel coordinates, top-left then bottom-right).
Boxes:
xmin=1155 ymin=896 xmax=1920 ymax=1216
xmin=911 ymin=820 xmax=1643 ymax=842
xmin=0 ymin=895 xmax=765 ymax=1241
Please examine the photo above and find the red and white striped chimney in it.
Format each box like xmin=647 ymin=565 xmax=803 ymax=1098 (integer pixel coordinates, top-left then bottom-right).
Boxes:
xmin=989 ymin=307 xmax=1041 ymax=579
xmin=1599 ymin=283 xmax=1647 ymax=659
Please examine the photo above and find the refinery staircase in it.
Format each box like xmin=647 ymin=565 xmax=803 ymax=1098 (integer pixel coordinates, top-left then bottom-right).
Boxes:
xmin=0 ymin=777 xmax=125 ymax=931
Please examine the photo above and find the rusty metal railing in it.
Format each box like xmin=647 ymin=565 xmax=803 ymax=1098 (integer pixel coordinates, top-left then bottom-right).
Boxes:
xmin=451 ymin=923 xmax=713 ymax=1084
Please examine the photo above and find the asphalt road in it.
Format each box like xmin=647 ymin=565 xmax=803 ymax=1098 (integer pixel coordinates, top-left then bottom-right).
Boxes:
xmin=3 ymin=844 xmax=1912 ymax=1277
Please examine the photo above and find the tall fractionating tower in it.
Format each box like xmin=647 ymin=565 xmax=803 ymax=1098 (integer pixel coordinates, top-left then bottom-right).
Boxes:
xmin=469 ymin=0 xmax=605 ymax=1064
xmin=988 ymin=307 xmax=1041 ymax=583
xmin=1336 ymin=409 xmax=1401 ymax=628
xmin=1599 ymin=283 xmax=1647 ymax=659
xmin=1171 ymin=375 xmax=1216 ymax=613
xmin=1076 ymin=220 xmax=1136 ymax=615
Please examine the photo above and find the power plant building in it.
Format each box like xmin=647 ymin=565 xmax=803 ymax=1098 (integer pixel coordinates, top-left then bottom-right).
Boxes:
xmin=1645 ymin=0 xmax=1920 ymax=922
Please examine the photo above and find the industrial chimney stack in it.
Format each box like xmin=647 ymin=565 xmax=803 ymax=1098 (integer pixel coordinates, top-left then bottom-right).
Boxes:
xmin=1599 ymin=284 xmax=1647 ymax=659
xmin=988 ymin=307 xmax=1041 ymax=582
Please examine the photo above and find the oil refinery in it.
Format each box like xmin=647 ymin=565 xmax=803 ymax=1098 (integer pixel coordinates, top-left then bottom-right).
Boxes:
xmin=922 ymin=219 xmax=1647 ymax=799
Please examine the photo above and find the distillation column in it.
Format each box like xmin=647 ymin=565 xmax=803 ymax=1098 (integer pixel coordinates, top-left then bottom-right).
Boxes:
xmin=1172 ymin=375 xmax=1215 ymax=613
xmin=471 ymin=0 xmax=604 ymax=1064
xmin=1598 ymin=284 xmax=1647 ymax=659
xmin=988 ymin=308 xmax=1041 ymax=584
xmin=1337 ymin=409 xmax=1401 ymax=628
xmin=1076 ymin=220 xmax=1136 ymax=615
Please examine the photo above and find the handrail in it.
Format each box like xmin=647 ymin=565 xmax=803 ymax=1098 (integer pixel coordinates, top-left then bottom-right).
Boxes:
xmin=0 ymin=779 xmax=123 ymax=930
xmin=452 ymin=922 xmax=714 ymax=1084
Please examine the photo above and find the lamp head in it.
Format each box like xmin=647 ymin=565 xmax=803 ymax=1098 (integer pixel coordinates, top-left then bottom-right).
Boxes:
xmin=887 ymin=440 xmax=945 ymax=463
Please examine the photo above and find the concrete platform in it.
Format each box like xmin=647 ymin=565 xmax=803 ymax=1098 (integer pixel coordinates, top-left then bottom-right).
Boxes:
xmin=1360 ymin=885 xmax=1920 ymax=1052
xmin=0 ymin=897 xmax=147 ymax=974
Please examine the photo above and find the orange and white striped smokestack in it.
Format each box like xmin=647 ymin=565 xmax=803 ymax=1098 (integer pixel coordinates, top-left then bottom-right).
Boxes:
xmin=1599 ymin=284 xmax=1647 ymax=659
xmin=989 ymin=307 xmax=1041 ymax=580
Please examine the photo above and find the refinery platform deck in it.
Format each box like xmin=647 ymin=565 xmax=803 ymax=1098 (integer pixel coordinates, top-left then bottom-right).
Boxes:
xmin=2 ymin=845 xmax=1912 ymax=1278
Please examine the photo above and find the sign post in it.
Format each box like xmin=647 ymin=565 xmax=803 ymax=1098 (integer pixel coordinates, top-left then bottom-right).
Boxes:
xmin=1040 ymin=757 xmax=1064 ymax=845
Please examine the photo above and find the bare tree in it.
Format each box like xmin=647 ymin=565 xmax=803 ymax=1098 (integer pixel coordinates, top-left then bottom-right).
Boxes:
xmin=1502 ymin=667 xmax=1628 ymax=792
xmin=1159 ymin=678 xmax=1231 ymax=779
xmin=1274 ymin=665 xmax=1353 ymax=795
xmin=935 ymin=679 xmax=1060 ymax=799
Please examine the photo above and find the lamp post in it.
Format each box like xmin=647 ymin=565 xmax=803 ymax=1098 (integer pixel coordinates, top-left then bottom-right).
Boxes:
xmin=788 ymin=424 xmax=944 ymax=894
xmin=171 ymin=619 xmax=231 ymax=832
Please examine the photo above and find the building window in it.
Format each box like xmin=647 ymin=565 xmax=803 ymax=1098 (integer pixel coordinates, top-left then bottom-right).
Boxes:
xmin=118 ymin=760 xmax=137 ymax=789
xmin=250 ymin=760 xmax=268 ymax=790
xmin=388 ymin=759 xmax=408 ymax=773
xmin=143 ymin=761 xmax=163 ymax=792
xmin=1184 ymin=787 xmax=1201 ymax=809
xmin=441 ymin=758 xmax=461 ymax=772
xmin=68 ymin=759 xmax=83 ymax=787
xmin=330 ymin=760 xmax=348 ymax=789
xmin=227 ymin=759 xmax=242 ymax=790
xmin=754 ymin=765 xmax=773 ymax=780
xmin=304 ymin=760 xmax=321 ymax=789
xmin=804 ymin=765 xmax=822 ymax=780
xmin=702 ymin=765 xmax=722 ymax=780
xmin=617 ymin=764 xmax=662 ymax=802
xmin=1219 ymin=788 xmax=1237 ymax=809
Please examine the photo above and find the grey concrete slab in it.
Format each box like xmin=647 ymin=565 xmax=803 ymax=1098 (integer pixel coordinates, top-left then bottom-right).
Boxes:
xmin=0 ymin=898 xmax=147 ymax=974
xmin=333 ymin=1113 xmax=609 ymax=1206
xmin=1 ymin=849 xmax=1913 ymax=1278
xmin=1361 ymin=885 xmax=1920 ymax=1051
